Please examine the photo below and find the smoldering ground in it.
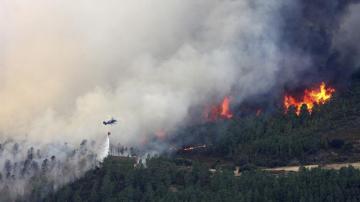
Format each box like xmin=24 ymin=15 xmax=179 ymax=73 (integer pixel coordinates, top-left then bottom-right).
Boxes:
xmin=0 ymin=0 xmax=360 ymax=200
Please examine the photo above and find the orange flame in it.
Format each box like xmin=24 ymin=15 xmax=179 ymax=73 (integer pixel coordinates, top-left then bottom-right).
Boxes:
xmin=284 ymin=82 xmax=335 ymax=115
xmin=205 ymin=96 xmax=233 ymax=121
xmin=220 ymin=97 xmax=233 ymax=119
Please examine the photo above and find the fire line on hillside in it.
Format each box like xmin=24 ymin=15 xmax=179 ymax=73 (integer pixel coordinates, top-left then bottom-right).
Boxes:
xmin=284 ymin=82 xmax=336 ymax=115
xmin=183 ymin=144 xmax=207 ymax=151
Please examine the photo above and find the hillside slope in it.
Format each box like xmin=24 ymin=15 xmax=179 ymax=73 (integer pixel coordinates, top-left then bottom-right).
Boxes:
xmin=172 ymin=76 xmax=360 ymax=167
xmin=31 ymin=75 xmax=360 ymax=202
xmin=41 ymin=157 xmax=360 ymax=202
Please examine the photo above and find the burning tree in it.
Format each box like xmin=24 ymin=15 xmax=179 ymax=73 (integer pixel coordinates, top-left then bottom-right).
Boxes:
xmin=204 ymin=96 xmax=233 ymax=121
xmin=284 ymin=82 xmax=335 ymax=115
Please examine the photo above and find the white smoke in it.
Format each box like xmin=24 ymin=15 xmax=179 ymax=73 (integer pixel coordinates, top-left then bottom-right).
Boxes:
xmin=0 ymin=139 xmax=100 ymax=200
xmin=0 ymin=0 xmax=313 ymax=198
xmin=0 ymin=0 xmax=303 ymax=147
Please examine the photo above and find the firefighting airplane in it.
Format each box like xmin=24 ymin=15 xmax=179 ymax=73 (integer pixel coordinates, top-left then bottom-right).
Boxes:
xmin=103 ymin=117 xmax=118 ymax=126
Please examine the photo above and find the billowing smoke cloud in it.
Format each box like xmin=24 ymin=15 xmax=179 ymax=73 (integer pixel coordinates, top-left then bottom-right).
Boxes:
xmin=0 ymin=0 xmax=301 ymax=146
xmin=0 ymin=1 xmax=297 ymax=197
xmin=279 ymin=0 xmax=360 ymax=87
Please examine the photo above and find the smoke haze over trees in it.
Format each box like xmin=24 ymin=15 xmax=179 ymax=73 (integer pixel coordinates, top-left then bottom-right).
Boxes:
xmin=0 ymin=139 xmax=106 ymax=201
